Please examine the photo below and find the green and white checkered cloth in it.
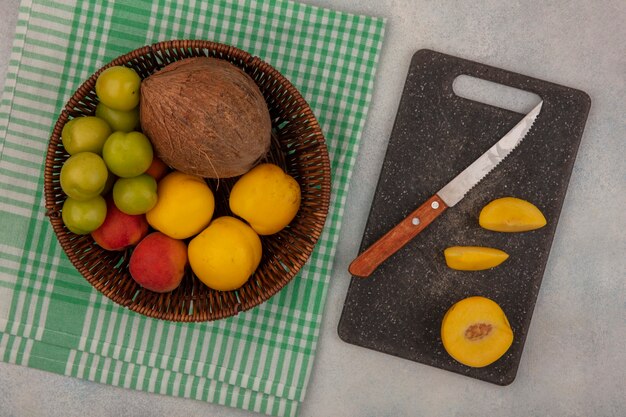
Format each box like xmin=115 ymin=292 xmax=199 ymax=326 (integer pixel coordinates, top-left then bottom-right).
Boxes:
xmin=0 ymin=0 xmax=384 ymax=415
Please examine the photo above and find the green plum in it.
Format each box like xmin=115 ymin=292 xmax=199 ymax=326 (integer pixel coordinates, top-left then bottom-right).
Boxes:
xmin=112 ymin=174 xmax=157 ymax=215
xmin=62 ymin=195 xmax=107 ymax=234
xmin=95 ymin=102 xmax=139 ymax=132
xmin=102 ymin=131 xmax=153 ymax=178
xmin=61 ymin=116 xmax=111 ymax=155
xmin=60 ymin=152 xmax=109 ymax=200
xmin=95 ymin=66 xmax=141 ymax=111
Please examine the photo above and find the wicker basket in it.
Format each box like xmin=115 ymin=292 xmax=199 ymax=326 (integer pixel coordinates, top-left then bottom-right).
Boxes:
xmin=44 ymin=40 xmax=331 ymax=321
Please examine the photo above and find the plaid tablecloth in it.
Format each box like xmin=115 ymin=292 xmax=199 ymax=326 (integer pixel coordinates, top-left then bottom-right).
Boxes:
xmin=0 ymin=0 xmax=385 ymax=415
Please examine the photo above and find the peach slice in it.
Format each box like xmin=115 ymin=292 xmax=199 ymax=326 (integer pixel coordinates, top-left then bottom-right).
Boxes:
xmin=441 ymin=296 xmax=513 ymax=368
xmin=479 ymin=197 xmax=547 ymax=232
xmin=444 ymin=246 xmax=509 ymax=271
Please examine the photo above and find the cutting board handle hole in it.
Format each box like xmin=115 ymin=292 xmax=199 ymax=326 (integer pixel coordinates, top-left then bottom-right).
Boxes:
xmin=452 ymin=75 xmax=542 ymax=114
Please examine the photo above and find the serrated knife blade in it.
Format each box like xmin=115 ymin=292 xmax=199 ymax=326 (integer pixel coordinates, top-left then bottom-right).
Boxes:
xmin=349 ymin=101 xmax=543 ymax=278
xmin=438 ymin=101 xmax=542 ymax=206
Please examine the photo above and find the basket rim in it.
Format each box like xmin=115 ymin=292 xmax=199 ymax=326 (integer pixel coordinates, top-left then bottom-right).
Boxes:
xmin=44 ymin=39 xmax=332 ymax=322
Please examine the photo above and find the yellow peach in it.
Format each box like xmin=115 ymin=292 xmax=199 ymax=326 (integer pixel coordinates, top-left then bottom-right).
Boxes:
xmin=188 ymin=216 xmax=262 ymax=291
xmin=146 ymin=171 xmax=215 ymax=239
xmin=229 ymin=163 xmax=300 ymax=235
xmin=441 ymin=296 xmax=513 ymax=367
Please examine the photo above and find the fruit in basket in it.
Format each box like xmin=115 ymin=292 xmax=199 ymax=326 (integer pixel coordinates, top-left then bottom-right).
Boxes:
xmin=91 ymin=198 xmax=149 ymax=251
xmin=61 ymin=116 xmax=111 ymax=155
xmin=95 ymin=66 xmax=141 ymax=111
xmin=60 ymin=152 xmax=109 ymax=200
xmin=112 ymin=174 xmax=157 ymax=215
xmin=479 ymin=197 xmax=547 ymax=232
xmin=441 ymin=296 xmax=513 ymax=368
xmin=140 ymin=57 xmax=271 ymax=178
xmin=129 ymin=232 xmax=187 ymax=293
xmin=144 ymin=156 xmax=168 ymax=181
xmin=188 ymin=216 xmax=262 ymax=291
xmin=443 ymin=246 xmax=509 ymax=271
xmin=146 ymin=171 xmax=215 ymax=239
xmin=229 ymin=163 xmax=301 ymax=235
xmin=102 ymin=131 xmax=153 ymax=178
xmin=95 ymin=102 xmax=139 ymax=132
xmin=61 ymin=195 xmax=107 ymax=235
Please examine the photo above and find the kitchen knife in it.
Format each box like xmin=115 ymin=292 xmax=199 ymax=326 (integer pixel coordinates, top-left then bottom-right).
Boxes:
xmin=349 ymin=101 xmax=543 ymax=278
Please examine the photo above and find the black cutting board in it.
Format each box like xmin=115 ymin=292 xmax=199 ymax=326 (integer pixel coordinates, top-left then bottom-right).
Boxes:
xmin=338 ymin=49 xmax=591 ymax=385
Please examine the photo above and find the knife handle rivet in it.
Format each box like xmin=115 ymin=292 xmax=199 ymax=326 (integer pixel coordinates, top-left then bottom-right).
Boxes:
xmin=411 ymin=217 xmax=420 ymax=226
xmin=431 ymin=201 xmax=440 ymax=209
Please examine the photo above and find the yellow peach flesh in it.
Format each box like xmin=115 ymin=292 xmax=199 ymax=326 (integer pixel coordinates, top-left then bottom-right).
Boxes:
xmin=441 ymin=296 xmax=513 ymax=367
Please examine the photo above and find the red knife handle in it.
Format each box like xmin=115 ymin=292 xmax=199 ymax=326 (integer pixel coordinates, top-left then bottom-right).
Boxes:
xmin=348 ymin=194 xmax=448 ymax=278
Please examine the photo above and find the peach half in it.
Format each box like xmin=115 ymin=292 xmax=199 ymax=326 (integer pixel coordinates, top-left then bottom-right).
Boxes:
xmin=441 ymin=296 xmax=513 ymax=368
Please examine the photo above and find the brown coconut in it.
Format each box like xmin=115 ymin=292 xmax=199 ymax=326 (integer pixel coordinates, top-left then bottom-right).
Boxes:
xmin=140 ymin=57 xmax=271 ymax=178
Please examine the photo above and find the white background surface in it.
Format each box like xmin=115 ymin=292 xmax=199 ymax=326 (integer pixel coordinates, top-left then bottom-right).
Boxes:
xmin=1 ymin=0 xmax=625 ymax=416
